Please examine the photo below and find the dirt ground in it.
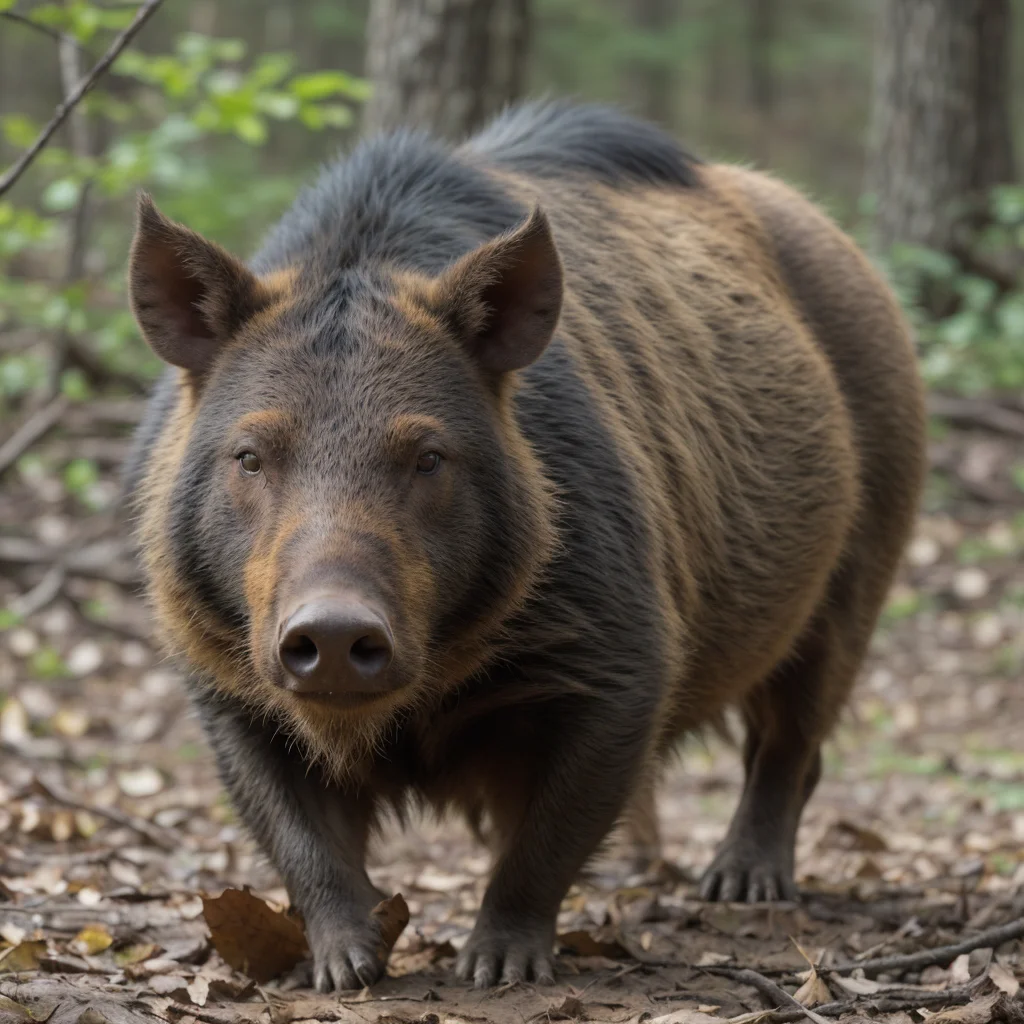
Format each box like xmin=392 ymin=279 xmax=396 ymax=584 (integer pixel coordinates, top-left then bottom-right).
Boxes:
xmin=1 ymin=400 xmax=1023 ymax=1024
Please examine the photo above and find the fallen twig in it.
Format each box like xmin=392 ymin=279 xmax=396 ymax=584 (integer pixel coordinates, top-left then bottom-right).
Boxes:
xmin=8 ymin=564 xmax=66 ymax=618
xmin=832 ymin=917 xmax=1024 ymax=977
xmin=704 ymin=966 xmax=831 ymax=1024
xmin=0 ymin=395 xmax=70 ymax=475
xmin=0 ymin=536 xmax=140 ymax=586
xmin=0 ymin=0 xmax=164 ymax=197
xmin=33 ymin=775 xmax=181 ymax=853
xmin=929 ymin=394 xmax=1024 ymax=438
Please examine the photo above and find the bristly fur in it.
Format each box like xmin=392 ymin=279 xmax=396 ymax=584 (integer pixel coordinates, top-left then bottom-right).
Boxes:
xmin=125 ymin=99 xmax=926 ymax=989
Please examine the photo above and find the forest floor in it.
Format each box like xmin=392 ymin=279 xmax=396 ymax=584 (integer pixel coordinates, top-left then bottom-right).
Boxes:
xmin=1 ymin=398 xmax=1023 ymax=1024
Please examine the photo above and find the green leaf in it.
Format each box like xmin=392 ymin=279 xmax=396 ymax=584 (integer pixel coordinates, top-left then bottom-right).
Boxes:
xmin=64 ymin=457 xmax=99 ymax=495
xmin=2 ymin=114 xmax=38 ymax=148
xmin=233 ymin=114 xmax=267 ymax=144
xmin=996 ymin=295 xmax=1024 ymax=340
xmin=991 ymin=185 xmax=1024 ymax=226
xmin=29 ymin=646 xmax=69 ymax=679
xmin=42 ymin=179 xmax=81 ymax=212
xmin=206 ymin=69 xmax=244 ymax=96
xmin=312 ymin=103 xmax=353 ymax=128
xmin=60 ymin=368 xmax=91 ymax=401
xmin=256 ymin=92 xmax=300 ymax=119
xmin=249 ymin=53 xmax=293 ymax=89
xmin=289 ymin=69 xmax=370 ymax=101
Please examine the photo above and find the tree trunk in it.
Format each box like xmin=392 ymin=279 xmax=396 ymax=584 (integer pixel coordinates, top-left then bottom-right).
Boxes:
xmin=362 ymin=0 xmax=530 ymax=139
xmin=866 ymin=0 xmax=1016 ymax=255
xmin=747 ymin=0 xmax=774 ymax=120
xmin=629 ymin=0 xmax=674 ymax=127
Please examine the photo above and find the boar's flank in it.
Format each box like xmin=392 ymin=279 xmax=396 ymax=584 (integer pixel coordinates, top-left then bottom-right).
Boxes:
xmin=125 ymin=101 xmax=926 ymax=991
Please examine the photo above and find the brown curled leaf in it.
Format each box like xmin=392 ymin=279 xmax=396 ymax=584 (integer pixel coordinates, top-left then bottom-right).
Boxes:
xmin=202 ymin=887 xmax=309 ymax=983
xmin=371 ymin=892 xmax=410 ymax=963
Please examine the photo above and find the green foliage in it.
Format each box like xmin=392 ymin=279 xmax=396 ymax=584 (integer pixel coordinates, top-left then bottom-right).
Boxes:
xmin=0 ymin=5 xmax=369 ymax=413
xmin=889 ymin=186 xmax=1024 ymax=395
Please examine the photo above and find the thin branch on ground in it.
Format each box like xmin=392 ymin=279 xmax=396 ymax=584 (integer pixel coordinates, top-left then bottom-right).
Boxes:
xmin=0 ymin=395 xmax=70 ymax=475
xmin=703 ymin=966 xmax=831 ymax=1024
xmin=0 ymin=0 xmax=164 ymax=198
xmin=33 ymin=776 xmax=182 ymax=853
xmin=929 ymin=394 xmax=1024 ymax=438
xmin=730 ymin=984 xmax=981 ymax=1023
xmin=0 ymin=536 xmax=140 ymax=586
xmin=8 ymin=564 xmax=66 ymax=618
xmin=833 ymin=917 xmax=1024 ymax=976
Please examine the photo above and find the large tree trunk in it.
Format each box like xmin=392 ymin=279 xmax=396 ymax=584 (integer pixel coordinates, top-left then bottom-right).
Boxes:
xmin=629 ymin=0 xmax=674 ymax=127
xmin=866 ymin=0 xmax=1016 ymax=255
xmin=747 ymin=0 xmax=774 ymax=120
xmin=362 ymin=0 xmax=530 ymax=139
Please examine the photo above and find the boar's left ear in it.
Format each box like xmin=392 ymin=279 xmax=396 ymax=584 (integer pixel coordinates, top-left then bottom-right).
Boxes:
xmin=129 ymin=193 xmax=269 ymax=376
xmin=431 ymin=207 xmax=563 ymax=374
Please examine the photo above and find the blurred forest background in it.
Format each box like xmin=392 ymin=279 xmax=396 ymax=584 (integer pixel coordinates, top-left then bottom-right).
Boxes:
xmin=1 ymin=0 xmax=1024 ymax=428
xmin=2 ymin=5 xmax=1024 ymax=1020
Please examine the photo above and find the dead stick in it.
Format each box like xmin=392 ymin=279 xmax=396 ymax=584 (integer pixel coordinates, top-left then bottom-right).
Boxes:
xmin=704 ymin=967 xmax=831 ymax=1024
xmin=34 ymin=776 xmax=181 ymax=853
xmin=0 ymin=395 xmax=69 ymax=474
xmin=0 ymin=0 xmax=164 ymax=197
xmin=832 ymin=917 xmax=1024 ymax=976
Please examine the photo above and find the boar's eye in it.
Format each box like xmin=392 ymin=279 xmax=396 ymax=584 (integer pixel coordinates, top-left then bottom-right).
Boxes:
xmin=416 ymin=451 xmax=442 ymax=476
xmin=238 ymin=451 xmax=262 ymax=475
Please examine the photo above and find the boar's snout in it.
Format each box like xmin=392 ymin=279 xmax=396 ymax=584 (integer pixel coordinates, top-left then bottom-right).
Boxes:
xmin=277 ymin=596 xmax=395 ymax=697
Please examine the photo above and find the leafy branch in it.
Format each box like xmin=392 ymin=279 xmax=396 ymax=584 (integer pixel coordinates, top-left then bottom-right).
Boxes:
xmin=0 ymin=0 xmax=164 ymax=198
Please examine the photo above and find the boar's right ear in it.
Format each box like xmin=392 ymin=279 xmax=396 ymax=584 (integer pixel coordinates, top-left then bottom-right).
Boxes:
xmin=129 ymin=194 xmax=266 ymax=376
xmin=429 ymin=207 xmax=563 ymax=374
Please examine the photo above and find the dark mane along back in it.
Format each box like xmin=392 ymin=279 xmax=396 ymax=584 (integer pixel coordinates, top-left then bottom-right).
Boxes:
xmin=461 ymin=100 xmax=702 ymax=189
xmin=251 ymin=102 xmax=701 ymax=276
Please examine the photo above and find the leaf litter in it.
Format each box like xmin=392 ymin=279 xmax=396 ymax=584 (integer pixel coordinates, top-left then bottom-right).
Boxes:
xmin=2 ymin=418 xmax=1024 ymax=1022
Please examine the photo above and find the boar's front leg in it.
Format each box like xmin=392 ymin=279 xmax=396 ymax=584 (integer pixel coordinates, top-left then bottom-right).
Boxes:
xmin=456 ymin=693 xmax=653 ymax=987
xmin=191 ymin=687 xmax=385 ymax=992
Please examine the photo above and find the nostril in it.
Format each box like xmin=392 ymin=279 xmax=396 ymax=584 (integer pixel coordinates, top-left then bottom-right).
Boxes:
xmin=349 ymin=632 xmax=392 ymax=678
xmin=280 ymin=633 xmax=319 ymax=678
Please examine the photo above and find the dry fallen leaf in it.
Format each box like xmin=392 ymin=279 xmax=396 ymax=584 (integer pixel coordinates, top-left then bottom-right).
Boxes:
xmin=0 ymin=993 xmax=33 ymax=1020
xmin=833 ymin=974 xmax=882 ymax=996
xmin=557 ymin=929 xmax=629 ymax=958
xmin=186 ymin=974 xmax=210 ymax=1006
xmin=821 ymin=820 xmax=889 ymax=852
xmin=926 ymin=993 xmax=1000 ymax=1024
xmin=116 ymin=765 xmax=164 ymax=797
xmin=531 ymin=995 xmax=587 ymax=1021
xmin=114 ymin=942 xmax=160 ymax=967
xmin=696 ymin=951 xmax=735 ymax=967
xmin=389 ymin=939 xmax=456 ymax=977
xmin=987 ymin=962 xmax=1020 ymax=997
xmin=649 ymin=1011 xmax=725 ymax=1024
xmin=69 ymin=924 xmax=114 ymax=956
xmin=0 ymin=939 xmax=47 ymax=972
xmin=949 ymin=953 xmax=972 ymax=986
xmin=793 ymin=965 xmax=832 ymax=1007
xmin=371 ymin=893 xmax=410 ymax=963
xmin=203 ymin=887 xmax=309 ymax=983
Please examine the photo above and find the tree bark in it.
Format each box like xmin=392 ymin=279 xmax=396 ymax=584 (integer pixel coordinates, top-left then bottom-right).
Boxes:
xmin=362 ymin=0 xmax=530 ymax=140
xmin=866 ymin=0 xmax=1016 ymax=255
xmin=747 ymin=0 xmax=774 ymax=119
xmin=629 ymin=0 xmax=674 ymax=127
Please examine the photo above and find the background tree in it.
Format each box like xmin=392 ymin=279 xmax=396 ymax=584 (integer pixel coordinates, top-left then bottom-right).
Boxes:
xmin=362 ymin=0 xmax=530 ymax=138
xmin=866 ymin=0 xmax=1017 ymax=256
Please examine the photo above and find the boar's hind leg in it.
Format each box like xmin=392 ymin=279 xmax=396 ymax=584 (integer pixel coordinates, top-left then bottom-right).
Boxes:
xmin=456 ymin=697 xmax=653 ymax=988
xmin=699 ymin=611 xmax=856 ymax=904
xmin=191 ymin=688 xmax=385 ymax=992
